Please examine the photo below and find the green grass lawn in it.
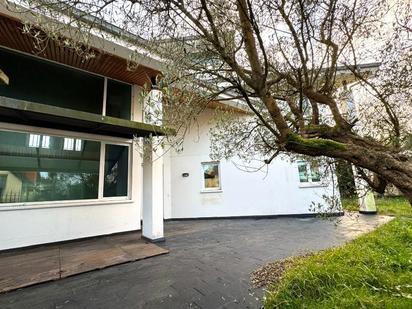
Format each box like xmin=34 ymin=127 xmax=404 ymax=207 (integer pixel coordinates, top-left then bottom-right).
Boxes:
xmin=263 ymin=197 xmax=412 ymax=308
xmin=264 ymin=217 xmax=412 ymax=308
xmin=342 ymin=196 xmax=412 ymax=217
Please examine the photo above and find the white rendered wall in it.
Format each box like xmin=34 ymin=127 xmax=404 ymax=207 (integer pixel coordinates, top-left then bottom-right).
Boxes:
xmin=0 ymin=202 xmax=140 ymax=250
xmin=166 ymin=109 xmax=339 ymax=219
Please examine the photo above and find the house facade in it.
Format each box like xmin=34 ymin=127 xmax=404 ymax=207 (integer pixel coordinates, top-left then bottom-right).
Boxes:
xmin=0 ymin=6 xmax=339 ymax=251
xmin=164 ymin=108 xmax=337 ymax=219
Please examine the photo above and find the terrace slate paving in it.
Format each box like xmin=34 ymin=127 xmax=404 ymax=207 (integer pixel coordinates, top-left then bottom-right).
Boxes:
xmin=0 ymin=213 xmax=391 ymax=309
xmin=0 ymin=232 xmax=168 ymax=293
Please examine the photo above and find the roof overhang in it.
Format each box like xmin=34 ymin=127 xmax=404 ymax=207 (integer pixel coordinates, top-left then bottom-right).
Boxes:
xmin=0 ymin=96 xmax=171 ymax=138
xmin=207 ymin=100 xmax=252 ymax=114
xmin=0 ymin=5 xmax=161 ymax=86
xmin=335 ymin=62 xmax=380 ymax=87
xmin=209 ymin=62 xmax=381 ymax=113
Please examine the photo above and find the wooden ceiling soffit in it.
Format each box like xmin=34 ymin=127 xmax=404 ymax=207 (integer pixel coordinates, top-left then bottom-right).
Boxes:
xmin=0 ymin=13 xmax=159 ymax=86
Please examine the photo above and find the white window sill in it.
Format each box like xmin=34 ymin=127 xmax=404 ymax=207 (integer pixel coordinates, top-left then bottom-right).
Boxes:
xmin=200 ymin=189 xmax=223 ymax=194
xmin=0 ymin=198 xmax=134 ymax=211
xmin=298 ymin=182 xmax=328 ymax=188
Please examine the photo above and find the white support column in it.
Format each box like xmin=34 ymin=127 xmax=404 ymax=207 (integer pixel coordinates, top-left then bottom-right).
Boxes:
xmin=142 ymin=141 xmax=164 ymax=241
xmin=131 ymin=85 xmax=144 ymax=230
xmin=142 ymin=88 xmax=165 ymax=241
xmin=163 ymin=150 xmax=172 ymax=220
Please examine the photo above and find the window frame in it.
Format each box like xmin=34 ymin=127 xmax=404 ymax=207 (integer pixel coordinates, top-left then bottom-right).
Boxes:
xmin=0 ymin=122 xmax=133 ymax=209
xmin=28 ymin=134 xmax=52 ymax=149
xmin=1 ymin=47 xmax=134 ymax=121
xmin=63 ymin=137 xmax=75 ymax=150
xmin=297 ymin=160 xmax=326 ymax=188
xmin=200 ymin=161 xmax=222 ymax=193
xmin=41 ymin=135 xmax=50 ymax=149
xmin=28 ymin=133 xmax=41 ymax=148
xmin=98 ymin=142 xmax=132 ymax=200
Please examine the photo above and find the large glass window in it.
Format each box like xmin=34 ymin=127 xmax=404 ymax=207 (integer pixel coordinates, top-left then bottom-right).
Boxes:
xmin=104 ymin=144 xmax=129 ymax=197
xmin=0 ymin=48 xmax=133 ymax=121
xmin=202 ymin=162 xmax=221 ymax=191
xmin=0 ymin=48 xmax=104 ymax=114
xmin=106 ymin=79 xmax=132 ymax=120
xmin=0 ymin=130 xmax=100 ymax=203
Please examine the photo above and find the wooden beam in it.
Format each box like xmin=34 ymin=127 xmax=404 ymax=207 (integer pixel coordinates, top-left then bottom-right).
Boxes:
xmin=0 ymin=69 xmax=9 ymax=85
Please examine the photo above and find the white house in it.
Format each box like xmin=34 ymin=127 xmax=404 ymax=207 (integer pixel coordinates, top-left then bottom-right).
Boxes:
xmin=0 ymin=5 xmax=339 ymax=251
xmin=164 ymin=108 xmax=337 ymax=219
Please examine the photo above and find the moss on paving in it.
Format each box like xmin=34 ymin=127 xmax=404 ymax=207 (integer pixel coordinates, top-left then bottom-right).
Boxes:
xmin=263 ymin=217 xmax=412 ymax=308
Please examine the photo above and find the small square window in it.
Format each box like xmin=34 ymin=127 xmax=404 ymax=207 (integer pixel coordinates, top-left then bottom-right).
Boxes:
xmin=297 ymin=160 xmax=322 ymax=183
xmin=202 ymin=162 xmax=221 ymax=190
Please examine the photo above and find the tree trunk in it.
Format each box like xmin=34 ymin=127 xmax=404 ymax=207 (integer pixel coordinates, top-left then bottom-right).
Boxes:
xmin=356 ymin=170 xmax=387 ymax=196
xmin=336 ymin=160 xmax=357 ymax=198
xmin=399 ymin=189 xmax=412 ymax=206
xmin=372 ymin=174 xmax=388 ymax=196
xmin=377 ymin=169 xmax=412 ymax=205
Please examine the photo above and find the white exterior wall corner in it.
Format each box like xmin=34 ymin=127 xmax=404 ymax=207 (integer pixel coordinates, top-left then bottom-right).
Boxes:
xmin=167 ymin=109 xmax=340 ymax=219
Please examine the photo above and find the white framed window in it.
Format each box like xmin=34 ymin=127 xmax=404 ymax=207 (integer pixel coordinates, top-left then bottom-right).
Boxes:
xmin=201 ymin=161 xmax=221 ymax=191
xmin=41 ymin=135 xmax=50 ymax=149
xmin=28 ymin=134 xmax=41 ymax=148
xmin=29 ymin=134 xmax=51 ymax=149
xmin=0 ymin=124 xmax=132 ymax=207
xmin=64 ymin=138 xmax=83 ymax=151
xmin=75 ymin=139 xmax=82 ymax=151
xmin=63 ymin=137 xmax=74 ymax=150
xmin=297 ymin=160 xmax=321 ymax=183
xmin=101 ymin=143 xmax=130 ymax=198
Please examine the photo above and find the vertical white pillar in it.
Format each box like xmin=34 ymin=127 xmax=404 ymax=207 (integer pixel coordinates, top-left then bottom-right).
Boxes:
xmin=142 ymin=88 xmax=165 ymax=241
xmin=131 ymin=85 xmax=144 ymax=230
xmin=163 ymin=150 xmax=172 ymax=220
